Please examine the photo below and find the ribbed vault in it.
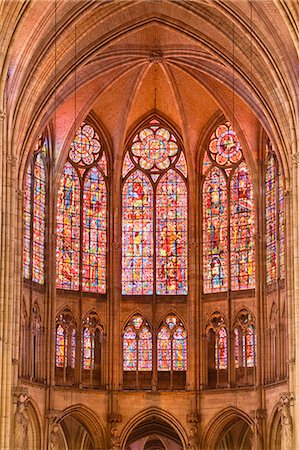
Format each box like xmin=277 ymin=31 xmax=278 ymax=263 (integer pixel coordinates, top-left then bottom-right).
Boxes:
xmin=1 ymin=0 xmax=297 ymax=185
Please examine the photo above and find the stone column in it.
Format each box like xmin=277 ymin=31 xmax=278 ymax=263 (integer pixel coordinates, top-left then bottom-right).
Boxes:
xmin=0 ymin=107 xmax=18 ymax=449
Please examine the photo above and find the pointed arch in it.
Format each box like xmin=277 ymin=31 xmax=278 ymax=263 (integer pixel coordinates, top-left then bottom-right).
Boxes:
xmin=23 ymin=135 xmax=48 ymax=284
xmin=230 ymin=162 xmax=255 ymax=290
xmin=82 ymin=167 xmax=107 ymax=293
xmin=122 ymin=117 xmax=188 ymax=296
xmin=56 ymin=121 xmax=108 ymax=292
xmin=120 ymin=407 xmax=187 ymax=449
xmin=202 ymin=121 xmax=255 ymax=292
xmin=156 ymin=169 xmax=188 ymax=295
xmin=57 ymin=404 xmax=106 ymax=450
xmin=81 ymin=310 xmax=104 ymax=386
xmin=122 ymin=170 xmax=154 ymax=295
xmin=203 ymin=166 xmax=228 ymax=293
xmin=56 ymin=162 xmax=80 ymax=290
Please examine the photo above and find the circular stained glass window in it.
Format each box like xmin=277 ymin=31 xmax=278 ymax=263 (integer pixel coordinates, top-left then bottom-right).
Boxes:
xmin=69 ymin=123 xmax=101 ymax=166
xmin=209 ymin=123 xmax=242 ymax=166
xmin=131 ymin=124 xmax=178 ymax=171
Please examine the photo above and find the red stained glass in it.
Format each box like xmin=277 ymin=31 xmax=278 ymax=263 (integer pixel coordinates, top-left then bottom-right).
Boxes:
xmin=56 ymin=325 xmax=66 ymax=367
xmin=157 ymin=327 xmax=171 ymax=371
xmin=122 ymin=171 xmax=154 ymax=295
xmin=82 ymin=168 xmax=106 ymax=293
xmin=138 ymin=327 xmax=152 ymax=371
xmin=234 ymin=328 xmax=240 ymax=368
xmin=123 ymin=327 xmax=137 ymax=371
xmin=266 ymin=155 xmax=277 ymax=284
xmin=131 ymin=125 xmax=178 ymax=172
xmin=56 ymin=123 xmax=107 ymax=292
xmin=23 ymin=163 xmax=32 ymax=279
xmin=122 ymin=120 xmax=187 ymax=296
xmin=203 ymin=167 xmax=228 ymax=293
xmin=123 ymin=316 xmax=152 ymax=371
xmin=245 ymin=325 xmax=255 ymax=367
xmin=71 ymin=329 xmax=76 ymax=369
xmin=156 ymin=170 xmax=187 ymax=295
xmin=176 ymin=153 xmax=187 ymax=178
xmin=278 ymin=167 xmax=285 ymax=279
xmin=32 ymin=153 xmax=46 ymax=284
xmin=83 ymin=327 xmax=94 ymax=370
xmin=173 ymin=327 xmax=187 ymax=370
xmin=216 ymin=328 xmax=227 ymax=369
xmin=157 ymin=315 xmax=187 ymax=371
xmin=230 ymin=163 xmax=255 ymax=290
xmin=69 ymin=123 xmax=101 ymax=166
xmin=122 ymin=153 xmax=134 ymax=178
xmin=56 ymin=163 xmax=80 ymax=290
xmin=209 ymin=123 xmax=242 ymax=166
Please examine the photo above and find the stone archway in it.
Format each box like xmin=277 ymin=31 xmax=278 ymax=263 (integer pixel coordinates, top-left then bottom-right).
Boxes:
xmin=122 ymin=408 xmax=186 ymax=450
xmin=203 ymin=408 xmax=256 ymax=450
xmin=56 ymin=405 xmax=106 ymax=450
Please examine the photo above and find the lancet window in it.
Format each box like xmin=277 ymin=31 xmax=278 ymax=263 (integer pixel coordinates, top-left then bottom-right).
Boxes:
xmin=123 ymin=315 xmax=152 ymax=389
xmin=82 ymin=312 xmax=104 ymax=386
xmin=234 ymin=310 xmax=256 ymax=369
xmin=56 ymin=122 xmax=107 ymax=293
xmin=202 ymin=122 xmax=255 ymax=293
xmin=122 ymin=118 xmax=188 ymax=296
xmin=206 ymin=313 xmax=228 ymax=387
xmin=55 ymin=309 xmax=76 ymax=385
xmin=23 ymin=136 xmax=48 ymax=284
xmin=265 ymin=144 xmax=285 ymax=285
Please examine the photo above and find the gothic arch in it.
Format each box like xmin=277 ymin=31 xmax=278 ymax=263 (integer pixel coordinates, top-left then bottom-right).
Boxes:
xmin=202 ymin=407 xmax=254 ymax=450
xmin=26 ymin=400 xmax=42 ymax=450
xmin=120 ymin=407 xmax=188 ymax=449
xmin=56 ymin=404 xmax=106 ymax=450
xmin=122 ymin=312 xmax=152 ymax=334
xmin=157 ymin=311 xmax=187 ymax=331
xmin=268 ymin=402 xmax=282 ymax=450
xmin=55 ymin=114 xmax=112 ymax=187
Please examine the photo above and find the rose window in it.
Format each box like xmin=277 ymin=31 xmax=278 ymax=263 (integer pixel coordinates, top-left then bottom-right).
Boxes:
xmin=69 ymin=123 xmax=101 ymax=166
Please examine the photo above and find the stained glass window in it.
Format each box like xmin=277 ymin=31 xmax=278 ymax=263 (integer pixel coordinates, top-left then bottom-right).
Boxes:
xmin=123 ymin=316 xmax=152 ymax=371
xmin=203 ymin=167 xmax=228 ymax=292
xmin=56 ymin=325 xmax=66 ymax=368
xmin=157 ymin=315 xmax=187 ymax=371
xmin=230 ymin=163 xmax=255 ymax=290
xmin=23 ymin=138 xmax=47 ymax=284
xmin=156 ymin=170 xmax=187 ymax=294
xmin=55 ymin=309 xmax=76 ymax=370
xmin=203 ymin=122 xmax=255 ymax=292
xmin=83 ymin=327 xmax=94 ymax=370
xmin=215 ymin=327 xmax=228 ymax=369
xmin=245 ymin=325 xmax=255 ymax=367
xmin=265 ymin=155 xmax=277 ymax=283
xmin=56 ymin=163 xmax=80 ymax=290
xmin=81 ymin=313 xmax=103 ymax=373
xmin=265 ymin=147 xmax=285 ymax=284
xmin=71 ymin=329 xmax=76 ymax=369
xmin=32 ymin=153 xmax=46 ymax=284
xmin=234 ymin=310 xmax=256 ymax=369
xmin=234 ymin=328 xmax=240 ymax=368
xmin=122 ymin=118 xmax=187 ymax=295
xmin=278 ymin=167 xmax=285 ymax=279
xmin=82 ymin=168 xmax=106 ymax=293
xmin=56 ymin=122 xmax=107 ymax=292
xmin=23 ymin=163 xmax=32 ymax=279
xmin=122 ymin=171 xmax=153 ymax=295
xmin=157 ymin=327 xmax=171 ymax=371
